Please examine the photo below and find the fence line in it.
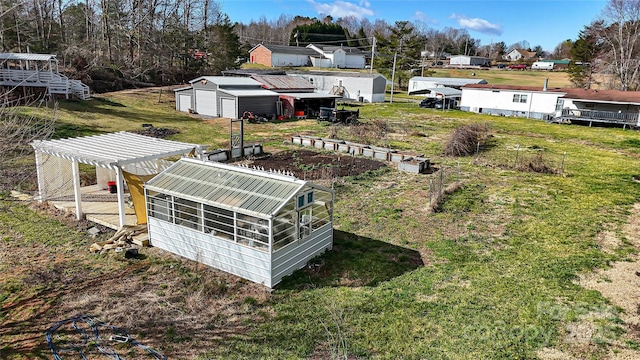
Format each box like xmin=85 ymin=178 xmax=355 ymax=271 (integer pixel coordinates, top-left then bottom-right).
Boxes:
xmin=473 ymin=142 xmax=567 ymax=175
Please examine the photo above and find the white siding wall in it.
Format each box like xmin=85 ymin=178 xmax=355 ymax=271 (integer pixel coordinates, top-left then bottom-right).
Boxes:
xmin=461 ymin=88 xmax=562 ymax=116
xmin=345 ymin=55 xmax=365 ymax=69
xmin=310 ymin=58 xmax=332 ymax=68
xmin=450 ymin=56 xmax=470 ymax=66
xmin=148 ymin=218 xmax=272 ymax=286
xmin=409 ymin=79 xmax=438 ymax=93
xmin=272 ymin=54 xmax=311 ymax=67
xmin=290 ymin=74 xmax=383 ymax=103
xmin=332 ymin=50 xmax=346 ymax=68
xmin=271 ymin=223 xmax=333 ymax=286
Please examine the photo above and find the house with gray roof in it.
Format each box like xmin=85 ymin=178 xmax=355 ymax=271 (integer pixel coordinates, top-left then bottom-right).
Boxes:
xmin=306 ymin=44 xmax=367 ymax=69
xmin=248 ymin=44 xmax=319 ymax=67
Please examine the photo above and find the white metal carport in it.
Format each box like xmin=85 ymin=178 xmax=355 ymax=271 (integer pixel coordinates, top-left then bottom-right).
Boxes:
xmin=31 ymin=131 xmax=204 ymax=228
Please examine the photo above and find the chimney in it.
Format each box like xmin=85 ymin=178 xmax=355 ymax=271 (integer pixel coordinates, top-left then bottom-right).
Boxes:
xmin=543 ymin=78 xmax=548 ymax=91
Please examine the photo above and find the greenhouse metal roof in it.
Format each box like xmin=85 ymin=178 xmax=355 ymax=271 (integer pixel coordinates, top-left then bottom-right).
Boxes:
xmin=31 ymin=131 xmax=204 ymax=169
xmin=145 ymin=158 xmax=307 ymax=216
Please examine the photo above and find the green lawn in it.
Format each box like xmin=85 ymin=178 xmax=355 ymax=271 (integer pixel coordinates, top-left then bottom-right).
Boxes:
xmin=2 ymin=92 xmax=640 ymax=359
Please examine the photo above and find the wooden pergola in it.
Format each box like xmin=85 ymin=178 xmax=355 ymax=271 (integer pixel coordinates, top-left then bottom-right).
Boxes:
xmin=31 ymin=132 xmax=205 ymax=228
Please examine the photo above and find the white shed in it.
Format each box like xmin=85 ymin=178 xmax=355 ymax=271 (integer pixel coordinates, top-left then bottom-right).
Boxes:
xmin=288 ymin=71 xmax=387 ymax=103
xmin=174 ymin=86 xmax=192 ymax=113
xmin=306 ymin=44 xmax=367 ymax=69
xmin=449 ymin=55 xmax=491 ymax=67
xmin=144 ymin=158 xmax=334 ymax=288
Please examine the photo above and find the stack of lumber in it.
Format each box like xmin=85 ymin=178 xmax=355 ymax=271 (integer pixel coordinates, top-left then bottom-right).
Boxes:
xmin=89 ymin=224 xmax=148 ymax=252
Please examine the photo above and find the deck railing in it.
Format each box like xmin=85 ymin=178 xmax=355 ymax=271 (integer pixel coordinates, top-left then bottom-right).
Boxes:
xmin=560 ymin=108 xmax=639 ymax=125
xmin=0 ymin=68 xmax=89 ymax=99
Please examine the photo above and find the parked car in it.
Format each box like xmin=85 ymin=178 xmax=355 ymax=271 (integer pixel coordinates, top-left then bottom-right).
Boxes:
xmin=508 ymin=64 xmax=527 ymax=70
xmin=497 ymin=64 xmax=507 ymax=69
xmin=419 ymin=98 xmax=457 ymax=109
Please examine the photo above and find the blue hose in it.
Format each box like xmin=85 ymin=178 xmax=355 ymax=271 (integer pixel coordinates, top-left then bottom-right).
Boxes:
xmin=46 ymin=315 xmax=166 ymax=360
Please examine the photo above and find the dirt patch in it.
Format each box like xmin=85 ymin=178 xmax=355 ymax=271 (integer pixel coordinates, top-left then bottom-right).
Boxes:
xmin=247 ymin=149 xmax=387 ymax=181
xmin=539 ymin=203 xmax=640 ymax=360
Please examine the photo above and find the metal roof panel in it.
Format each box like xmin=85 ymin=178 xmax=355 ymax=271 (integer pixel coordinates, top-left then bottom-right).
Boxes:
xmin=145 ymin=159 xmax=308 ymax=216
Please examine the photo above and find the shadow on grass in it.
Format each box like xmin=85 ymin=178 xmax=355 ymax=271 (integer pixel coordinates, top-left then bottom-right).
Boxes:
xmin=0 ymin=263 xmax=154 ymax=359
xmin=55 ymin=97 xmax=195 ymax=127
xmin=278 ymin=230 xmax=424 ymax=290
xmin=53 ymin=122 xmax=110 ymax=139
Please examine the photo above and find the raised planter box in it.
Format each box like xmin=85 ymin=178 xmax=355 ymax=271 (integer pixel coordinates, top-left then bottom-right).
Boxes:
xmin=398 ymin=157 xmax=430 ymax=173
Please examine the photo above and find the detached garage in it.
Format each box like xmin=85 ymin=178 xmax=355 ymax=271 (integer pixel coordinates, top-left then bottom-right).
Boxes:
xmin=188 ymin=76 xmax=279 ymax=118
xmin=144 ymin=158 xmax=334 ymax=288
xmin=174 ymin=86 xmax=192 ymax=113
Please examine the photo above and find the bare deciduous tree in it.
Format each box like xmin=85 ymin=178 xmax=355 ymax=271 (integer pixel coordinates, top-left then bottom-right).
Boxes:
xmin=590 ymin=0 xmax=640 ymax=90
xmin=0 ymin=98 xmax=56 ymax=192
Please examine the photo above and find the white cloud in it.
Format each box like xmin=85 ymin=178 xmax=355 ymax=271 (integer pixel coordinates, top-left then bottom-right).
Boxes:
xmin=451 ymin=14 xmax=502 ymax=36
xmin=307 ymin=0 xmax=374 ymax=19
xmin=414 ymin=11 xmax=438 ymax=25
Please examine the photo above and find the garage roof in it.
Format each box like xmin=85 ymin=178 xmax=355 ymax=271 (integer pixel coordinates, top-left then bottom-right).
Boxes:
xmin=145 ymin=158 xmax=308 ymax=216
xmin=189 ymin=76 xmax=262 ymax=86
xmin=219 ymin=88 xmax=279 ymax=97
xmin=31 ymin=131 xmax=204 ymax=169
xmin=279 ymin=92 xmax=342 ymax=100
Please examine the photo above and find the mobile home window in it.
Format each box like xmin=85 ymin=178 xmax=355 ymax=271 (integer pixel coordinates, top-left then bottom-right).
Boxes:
xmin=512 ymin=94 xmax=528 ymax=103
xmin=555 ymin=98 xmax=564 ymax=111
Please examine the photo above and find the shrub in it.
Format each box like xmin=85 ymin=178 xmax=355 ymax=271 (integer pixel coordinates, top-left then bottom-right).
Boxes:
xmin=443 ymin=123 xmax=491 ymax=157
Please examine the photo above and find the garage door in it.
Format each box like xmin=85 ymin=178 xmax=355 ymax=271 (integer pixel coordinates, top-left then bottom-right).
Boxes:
xmin=178 ymin=94 xmax=191 ymax=112
xmin=195 ymin=90 xmax=216 ymax=116
xmin=221 ymin=98 xmax=236 ymax=118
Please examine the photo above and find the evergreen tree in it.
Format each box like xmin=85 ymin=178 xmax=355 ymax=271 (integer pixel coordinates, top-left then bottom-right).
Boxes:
xmin=568 ymin=29 xmax=596 ymax=88
xmin=289 ymin=21 xmax=348 ymax=46
xmin=374 ymin=21 xmax=425 ymax=90
xmin=206 ymin=14 xmax=242 ymax=74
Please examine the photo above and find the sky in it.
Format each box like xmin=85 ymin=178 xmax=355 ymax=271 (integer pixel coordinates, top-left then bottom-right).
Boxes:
xmin=220 ymin=0 xmax=608 ymax=52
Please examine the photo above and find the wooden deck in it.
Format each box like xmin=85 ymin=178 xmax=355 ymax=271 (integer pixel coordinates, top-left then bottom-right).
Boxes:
xmin=48 ymin=185 xmax=138 ymax=230
xmin=558 ymin=108 xmax=639 ymax=128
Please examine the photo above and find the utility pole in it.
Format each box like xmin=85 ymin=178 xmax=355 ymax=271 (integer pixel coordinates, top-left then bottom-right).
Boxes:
xmin=390 ymin=52 xmax=397 ymax=103
xmin=370 ymin=36 xmax=376 ymax=74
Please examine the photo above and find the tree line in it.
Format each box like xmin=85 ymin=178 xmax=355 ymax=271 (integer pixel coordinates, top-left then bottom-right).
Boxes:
xmin=0 ymin=0 xmax=637 ymax=92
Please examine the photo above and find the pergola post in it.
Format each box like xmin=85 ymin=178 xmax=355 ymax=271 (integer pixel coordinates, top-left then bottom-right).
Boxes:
xmin=115 ymin=166 xmax=127 ymax=228
xmin=72 ymin=159 xmax=83 ymax=220
xmin=34 ymin=150 xmax=46 ymax=201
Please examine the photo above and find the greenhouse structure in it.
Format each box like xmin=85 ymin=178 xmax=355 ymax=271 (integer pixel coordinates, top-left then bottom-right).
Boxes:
xmin=144 ymin=158 xmax=334 ymax=287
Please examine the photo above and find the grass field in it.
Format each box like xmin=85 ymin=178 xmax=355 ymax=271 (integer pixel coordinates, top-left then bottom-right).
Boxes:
xmin=2 ymin=86 xmax=640 ymax=359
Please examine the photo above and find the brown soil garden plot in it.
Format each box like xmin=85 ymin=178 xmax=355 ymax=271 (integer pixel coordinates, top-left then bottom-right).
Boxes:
xmin=248 ymin=149 xmax=387 ymax=180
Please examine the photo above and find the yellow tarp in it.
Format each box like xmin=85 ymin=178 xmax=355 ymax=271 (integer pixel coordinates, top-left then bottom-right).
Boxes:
xmin=122 ymin=171 xmax=156 ymax=225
